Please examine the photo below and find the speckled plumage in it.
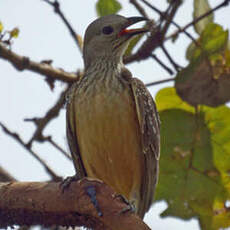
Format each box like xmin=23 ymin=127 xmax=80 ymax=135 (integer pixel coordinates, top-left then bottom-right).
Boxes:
xmin=66 ymin=15 xmax=160 ymax=219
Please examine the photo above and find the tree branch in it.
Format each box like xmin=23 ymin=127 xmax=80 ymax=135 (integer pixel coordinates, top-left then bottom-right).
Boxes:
xmin=160 ymin=44 xmax=182 ymax=72
xmin=0 ymin=166 xmax=16 ymax=182
xmin=24 ymin=87 xmax=68 ymax=146
xmin=150 ymin=54 xmax=174 ymax=75
xmin=166 ymin=0 xmax=230 ymax=41
xmin=145 ymin=77 xmax=175 ymax=87
xmin=140 ymin=0 xmax=198 ymax=44
xmin=0 ymin=122 xmax=61 ymax=181
xmin=0 ymin=42 xmax=79 ymax=83
xmin=124 ymin=0 xmax=181 ymax=64
xmin=45 ymin=136 xmax=72 ymax=160
xmin=129 ymin=0 xmax=149 ymax=18
xmin=0 ymin=179 xmax=151 ymax=230
xmin=43 ymin=0 xmax=83 ymax=52
xmin=124 ymin=24 xmax=162 ymax=64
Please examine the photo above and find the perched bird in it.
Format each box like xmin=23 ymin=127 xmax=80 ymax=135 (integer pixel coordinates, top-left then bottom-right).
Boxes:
xmin=66 ymin=14 xmax=160 ymax=219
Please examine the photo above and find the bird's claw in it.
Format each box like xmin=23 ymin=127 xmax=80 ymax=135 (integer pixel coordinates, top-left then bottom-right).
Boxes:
xmin=114 ymin=194 xmax=136 ymax=214
xmin=60 ymin=174 xmax=80 ymax=193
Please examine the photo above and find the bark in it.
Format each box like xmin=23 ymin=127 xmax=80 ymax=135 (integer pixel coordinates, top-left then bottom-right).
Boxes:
xmin=0 ymin=42 xmax=78 ymax=83
xmin=0 ymin=178 xmax=151 ymax=230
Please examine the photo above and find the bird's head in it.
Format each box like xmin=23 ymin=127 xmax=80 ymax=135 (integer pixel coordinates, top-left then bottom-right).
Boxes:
xmin=83 ymin=14 xmax=148 ymax=69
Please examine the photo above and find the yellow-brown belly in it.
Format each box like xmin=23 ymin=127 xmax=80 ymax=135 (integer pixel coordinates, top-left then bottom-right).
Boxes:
xmin=74 ymin=78 xmax=143 ymax=203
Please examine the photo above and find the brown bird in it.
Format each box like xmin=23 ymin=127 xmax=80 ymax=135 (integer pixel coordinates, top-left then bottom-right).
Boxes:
xmin=66 ymin=14 xmax=160 ymax=219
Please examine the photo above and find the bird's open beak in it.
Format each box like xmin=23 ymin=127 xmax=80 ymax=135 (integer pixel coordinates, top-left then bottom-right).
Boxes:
xmin=118 ymin=17 xmax=149 ymax=37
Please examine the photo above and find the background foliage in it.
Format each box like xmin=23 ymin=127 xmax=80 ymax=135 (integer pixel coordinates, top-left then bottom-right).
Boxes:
xmin=0 ymin=0 xmax=230 ymax=229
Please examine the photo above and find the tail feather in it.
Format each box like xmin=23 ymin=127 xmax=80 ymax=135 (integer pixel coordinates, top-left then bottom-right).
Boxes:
xmin=137 ymin=153 xmax=159 ymax=219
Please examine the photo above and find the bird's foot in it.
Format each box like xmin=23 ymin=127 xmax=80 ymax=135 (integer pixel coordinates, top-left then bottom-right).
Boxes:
xmin=114 ymin=194 xmax=136 ymax=214
xmin=85 ymin=184 xmax=103 ymax=217
xmin=60 ymin=174 xmax=80 ymax=193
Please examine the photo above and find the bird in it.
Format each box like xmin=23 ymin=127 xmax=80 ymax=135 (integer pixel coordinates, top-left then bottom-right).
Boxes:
xmin=66 ymin=14 xmax=160 ymax=219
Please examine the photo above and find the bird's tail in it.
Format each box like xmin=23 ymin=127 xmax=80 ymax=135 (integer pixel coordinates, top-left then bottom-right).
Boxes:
xmin=137 ymin=154 xmax=159 ymax=219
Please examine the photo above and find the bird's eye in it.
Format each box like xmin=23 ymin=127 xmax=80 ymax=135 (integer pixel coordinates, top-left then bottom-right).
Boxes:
xmin=102 ymin=26 xmax=114 ymax=35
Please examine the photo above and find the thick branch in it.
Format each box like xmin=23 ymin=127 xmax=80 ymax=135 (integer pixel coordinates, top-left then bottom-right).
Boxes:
xmin=0 ymin=42 xmax=78 ymax=83
xmin=0 ymin=179 xmax=150 ymax=230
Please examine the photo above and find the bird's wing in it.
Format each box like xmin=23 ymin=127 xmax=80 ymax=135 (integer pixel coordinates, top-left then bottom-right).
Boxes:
xmin=66 ymin=82 xmax=87 ymax=179
xmin=130 ymin=78 xmax=160 ymax=218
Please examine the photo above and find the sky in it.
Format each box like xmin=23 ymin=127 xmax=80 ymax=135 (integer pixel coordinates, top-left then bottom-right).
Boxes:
xmin=0 ymin=0 xmax=229 ymax=229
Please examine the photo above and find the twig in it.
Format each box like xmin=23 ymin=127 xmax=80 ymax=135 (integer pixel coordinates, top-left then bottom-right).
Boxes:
xmin=0 ymin=42 xmax=79 ymax=83
xmin=126 ymin=0 xmax=228 ymax=64
xmin=0 ymin=166 xmax=16 ymax=182
xmin=140 ymin=0 xmax=198 ymax=44
xmin=124 ymin=0 xmax=182 ymax=64
xmin=156 ymin=1 xmax=183 ymax=72
xmin=0 ymin=122 xmax=61 ymax=181
xmin=25 ymin=87 xmax=69 ymax=147
xmin=160 ymin=44 xmax=182 ymax=72
xmin=160 ymin=0 xmax=182 ymax=37
xmin=124 ymin=26 xmax=162 ymax=64
xmin=150 ymin=54 xmax=174 ymax=75
xmin=45 ymin=136 xmax=72 ymax=160
xmin=140 ymin=0 xmax=162 ymax=16
xmin=145 ymin=77 xmax=175 ymax=87
xmin=166 ymin=0 xmax=230 ymax=41
xmin=129 ymin=0 xmax=149 ymax=18
xmin=43 ymin=0 xmax=83 ymax=52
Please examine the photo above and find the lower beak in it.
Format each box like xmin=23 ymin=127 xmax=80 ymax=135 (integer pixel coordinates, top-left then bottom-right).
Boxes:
xmin=119 ymin=16 xmax=149 ymax=37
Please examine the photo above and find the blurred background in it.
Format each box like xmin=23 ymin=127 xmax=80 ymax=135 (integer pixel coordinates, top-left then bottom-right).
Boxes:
xmin=0 ymin=0 xmax=230 ymax=229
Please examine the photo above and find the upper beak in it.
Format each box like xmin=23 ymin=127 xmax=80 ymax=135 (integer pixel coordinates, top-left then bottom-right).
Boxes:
xmin=118 ymin=16 xmax=149 ymax=37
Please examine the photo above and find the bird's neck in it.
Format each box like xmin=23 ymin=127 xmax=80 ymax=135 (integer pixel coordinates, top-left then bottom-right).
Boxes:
xmin=84 ymin=56 xmax=124 ymax=78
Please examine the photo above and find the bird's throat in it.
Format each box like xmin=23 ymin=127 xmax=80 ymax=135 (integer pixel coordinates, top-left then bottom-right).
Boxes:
xmin=85 ymin=56 xmax=124 ymax=79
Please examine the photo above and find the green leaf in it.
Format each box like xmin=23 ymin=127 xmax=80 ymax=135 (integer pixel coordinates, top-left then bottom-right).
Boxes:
xmin=186 ymin=40 xmax=198 ymax=61
xmin=182 ymin=24 xmax=230 ymax=107
xmin=0 ymin=21 xmax=3 ymax=33
xmin=96 ymin=0 xmax=122 ymax=17
xmin=155 ymin=87 xmax=230 ymax=229
xmin=10 ymin=27 xmax=19 ymax=38
xmin=193 ymin=0 xmax=214 ymax=34
xmin=155 ymin=87 xmax=195 ymax=113
xmin=202 ymin=23 xmax=228 ymax=56
xmin=186 ymin=23 xmax=228 ymax=62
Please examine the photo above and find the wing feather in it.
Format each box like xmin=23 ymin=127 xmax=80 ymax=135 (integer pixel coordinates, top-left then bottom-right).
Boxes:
xmin=130 ymin=78 xmax=160 ymax=218
xmin=66 ymin=82 xmax=87 ymax=179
